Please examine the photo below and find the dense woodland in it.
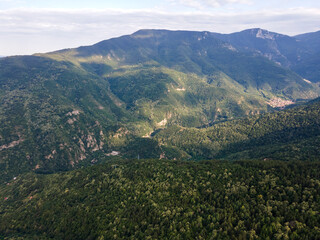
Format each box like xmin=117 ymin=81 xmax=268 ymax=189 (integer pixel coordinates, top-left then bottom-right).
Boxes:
xmin=0 ymin=159 xmax=319 ymax=239
xmin=154 ymin=97 xmax=320 ymax=161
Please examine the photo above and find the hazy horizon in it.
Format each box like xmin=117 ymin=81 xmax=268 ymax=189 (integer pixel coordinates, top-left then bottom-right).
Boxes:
xmin=1 ymin=0 xmax=319 ymax=56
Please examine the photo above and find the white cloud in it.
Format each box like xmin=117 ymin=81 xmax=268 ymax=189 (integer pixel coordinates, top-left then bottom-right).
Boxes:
xmin=169 ymin=0 xmax=252 ymax=9
xmin=0 ymin=8 xmax=319 ymax=56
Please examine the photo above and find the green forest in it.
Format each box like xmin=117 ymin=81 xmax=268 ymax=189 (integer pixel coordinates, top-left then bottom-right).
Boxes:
xmin=0 ymin=159 xmax=319 ymax=239
xmin=154 ymin=97 xmax=320 ymax=161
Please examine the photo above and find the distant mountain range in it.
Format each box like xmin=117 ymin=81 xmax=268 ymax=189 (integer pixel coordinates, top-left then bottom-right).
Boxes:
xmin=0 ymin=28 xmax=320 ymax=181
xmin=211 ymin=28 xmax=320 ymax=83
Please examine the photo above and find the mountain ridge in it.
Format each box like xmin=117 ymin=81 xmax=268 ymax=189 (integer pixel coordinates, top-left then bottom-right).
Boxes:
xmin=0 ymin=27 xmax=319 ymax=181
xmin=40 ymin=28 xmax=320 ymax=84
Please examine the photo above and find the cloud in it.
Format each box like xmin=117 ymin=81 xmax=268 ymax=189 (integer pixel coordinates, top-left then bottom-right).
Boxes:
xmin=169 ymin=0 xmax=252 ymax=8
xmin=0 ymin=8 xmax=319 ymax=56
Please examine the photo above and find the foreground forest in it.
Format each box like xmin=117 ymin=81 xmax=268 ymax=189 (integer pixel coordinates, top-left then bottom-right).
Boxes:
xmin=1 ymin=159 xmax=319 ymax=239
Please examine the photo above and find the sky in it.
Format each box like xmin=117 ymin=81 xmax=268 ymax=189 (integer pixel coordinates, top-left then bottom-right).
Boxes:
xmin=0 ymin=0 xmax=319 ymax=56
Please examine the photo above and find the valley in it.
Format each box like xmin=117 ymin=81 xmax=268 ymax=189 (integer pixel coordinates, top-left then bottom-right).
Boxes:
xmin=1 ymin=29 xmax=320 ymax=181
xmin=0 ymin=28 xmax=319 ymax=239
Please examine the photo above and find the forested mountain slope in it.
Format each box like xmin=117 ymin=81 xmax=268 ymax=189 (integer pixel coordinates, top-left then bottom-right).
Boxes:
xmin=292 ymin=31 xmax=320 ymax=83
xmin=0 ymin=29 xmax=319 ymax=182
xmin=47 ymin=29 xmax=318 ymax=99
xmin=212 ymin=28 xmax=320 ymax=83
xmin=154 ymin=97 xmax=320 ymax=161
xmin=211 ymin=28 xmax=301 ymax=68
xmin=0 ymin=56 xmax=130 ymax=182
